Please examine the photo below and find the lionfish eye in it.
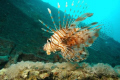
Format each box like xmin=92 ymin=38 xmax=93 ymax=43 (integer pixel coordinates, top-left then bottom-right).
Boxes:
xmin=47 ymin=39 xmax=51 ymax=43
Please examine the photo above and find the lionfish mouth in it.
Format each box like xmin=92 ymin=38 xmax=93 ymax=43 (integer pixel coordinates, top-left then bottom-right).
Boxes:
xmin=43 ymin=46 xmax=50 ymax=55
xmin=46 ymin=50 xmax=51 ymax=55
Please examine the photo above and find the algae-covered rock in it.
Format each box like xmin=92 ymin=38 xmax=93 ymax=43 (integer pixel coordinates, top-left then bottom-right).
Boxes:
xmin=0 ymin=61 xmax=120 ymax=80
xmin=21 ymin=70 xmax=30 ymax=79
xmin=31 ymin=71 xmax=39 ymax=76
xmin=0 ymin=68 xmax=6 ymax=75
xmin=39 ymin=73 xmax=49 ymax=79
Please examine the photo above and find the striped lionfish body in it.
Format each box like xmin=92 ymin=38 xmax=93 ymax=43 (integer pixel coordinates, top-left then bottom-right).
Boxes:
xmin=39 ymin=1 xmax=101 ymax=62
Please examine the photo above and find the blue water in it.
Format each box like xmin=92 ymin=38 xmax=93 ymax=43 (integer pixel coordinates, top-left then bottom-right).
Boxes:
xmin=42 ymin=0 xmax=120 ymax=43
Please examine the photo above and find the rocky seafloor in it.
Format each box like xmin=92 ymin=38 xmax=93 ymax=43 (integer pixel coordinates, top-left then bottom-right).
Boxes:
xmin=0 ymin=0 xmax=120 ymax=80
xmin=0 ymin=61 xmax=120 ymax=80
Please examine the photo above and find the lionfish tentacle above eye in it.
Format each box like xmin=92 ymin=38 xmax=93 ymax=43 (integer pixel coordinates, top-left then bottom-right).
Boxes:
xmin=40 ymin=0 xmax=101 ymax=62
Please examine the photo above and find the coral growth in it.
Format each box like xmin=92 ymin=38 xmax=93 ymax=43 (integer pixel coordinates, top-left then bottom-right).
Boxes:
xmin=0 ymin=61 xmax=120 ymax=80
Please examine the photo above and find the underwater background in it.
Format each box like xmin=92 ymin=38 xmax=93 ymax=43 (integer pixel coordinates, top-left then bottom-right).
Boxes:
xmin=0 ymin=0 xmax=120 ymax=80
xmin=43 ymin=0 xmax=120 ymax=42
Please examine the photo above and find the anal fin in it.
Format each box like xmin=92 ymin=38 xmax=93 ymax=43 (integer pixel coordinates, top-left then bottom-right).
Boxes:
xmin=61 ymin=45 xmax=89 ymax=62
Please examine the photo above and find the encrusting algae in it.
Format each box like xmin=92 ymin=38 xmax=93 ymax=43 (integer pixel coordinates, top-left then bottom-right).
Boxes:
xmin=0 ymin=61 xmax=120 ymax=80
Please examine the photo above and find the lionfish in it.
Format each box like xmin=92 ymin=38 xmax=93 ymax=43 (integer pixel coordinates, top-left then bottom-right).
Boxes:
xmin=39 ymin=1 xmax=101 ymax=62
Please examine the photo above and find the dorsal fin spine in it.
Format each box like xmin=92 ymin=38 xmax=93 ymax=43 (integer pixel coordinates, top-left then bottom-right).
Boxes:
xmin=58 ymin=3 xmax=62 ymax=29
xmin=62 ymin=2 xmax=68 ymax=28
xmin=41 ymin=28 xmax=53 ymax=33
xmin=39 ymin=19 xmax=55 ymax=32
xmin=47 ymin=8 xmax=58 ymax=31
xmin=71 ymin=1 xmax=81 ymax=24
xmin=68 ymin=1 xmax=74 ymax=27
xmin=66 ymin=1 xmax=74 ymax=29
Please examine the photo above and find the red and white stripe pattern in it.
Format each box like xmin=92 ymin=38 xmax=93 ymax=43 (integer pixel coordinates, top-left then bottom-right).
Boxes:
xmin=40 ymin=1 xmax=101 ymax=62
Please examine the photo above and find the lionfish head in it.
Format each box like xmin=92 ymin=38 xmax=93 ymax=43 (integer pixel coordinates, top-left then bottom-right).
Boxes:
xmin=43 ymin=39 xmax=51 ymax=55
xmin=43 ymin=38 xmax=55 ymax=55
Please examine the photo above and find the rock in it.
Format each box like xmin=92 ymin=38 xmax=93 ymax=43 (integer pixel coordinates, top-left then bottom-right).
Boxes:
xmin=0 ymin=37 xmax=15 ymax=56
xmin=39 ymin=73 xmax=49 ymax=79
xmin=0 ymin=56 xmax=9 ymax=64
xmin=21 ymin=70 xmax=30 ymax=79
xmin=31 ymin=71 xmax=39 ymax=76
xmin=0 ymin=68 xmax=6 ymax=75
